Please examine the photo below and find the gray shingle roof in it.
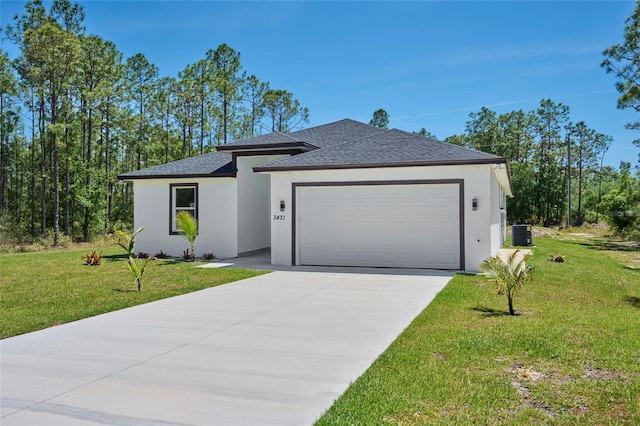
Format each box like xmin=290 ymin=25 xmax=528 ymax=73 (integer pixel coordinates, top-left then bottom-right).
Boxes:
xmin=119 ymin=119 xmax=507 ymax=179
xmin=218 ymin=119 xmax=387 ymax=150
xmin=118 ymin=151 xmax=233 ymax=179
xmin=287 ymin=118 xmax=387 ymax=148
xmin=217 ymin=131 xmax=300 ymax=149
xmin=253 ymin=129 xmax=505 ymax=171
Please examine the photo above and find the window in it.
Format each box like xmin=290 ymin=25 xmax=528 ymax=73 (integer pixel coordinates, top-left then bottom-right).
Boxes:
xmin=170 ymin=183 xmax=198 ymax=234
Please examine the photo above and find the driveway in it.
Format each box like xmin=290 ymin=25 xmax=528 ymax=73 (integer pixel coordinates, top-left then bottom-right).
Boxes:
xmin=1 ymin=268 xmax=452 ymax=426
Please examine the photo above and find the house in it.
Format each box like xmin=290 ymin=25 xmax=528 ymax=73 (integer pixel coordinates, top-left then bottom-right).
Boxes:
xmin=118 ymin=119 xmax=511 ymax=271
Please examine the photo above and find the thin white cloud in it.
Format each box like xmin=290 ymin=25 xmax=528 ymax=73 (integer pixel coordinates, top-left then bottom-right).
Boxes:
xmin=426 ymin=40 xmax=606 ymax=70
xmin=395 ymin=90 xmax=618 ymax=120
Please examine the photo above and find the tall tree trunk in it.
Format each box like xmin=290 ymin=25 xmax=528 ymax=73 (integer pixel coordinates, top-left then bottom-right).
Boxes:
xmin=163 ymin=115 xmax=168 ymax=163
xmin=105 ymin=105 xmax=111 ymax=232
xmin=182 ymin=124 xmax=187 ymax=158
xmin=137 ymin=89 xmax=143 ymax=170
xmin=0 ymin=93 xmax=5 ymax=212
xmin=596 ymin=152 xmax=605 ymax=223
xmin=577 ymin=154 xmax=583 ymax=227
xmin=30 ymin=103 xmax=36 ymax=238
xmin=566 ymin=134 xmax=571 ymax=227
xmin=64 ymin=126 xmax=70 ymax=235
xmin=51 ymin=97 xmax=60 ymax=246
xmin=39 ymin=97 xmax=46 ymax=237
xmin=15 ymin=139 xmax=23 ymax=219
xmin=200 ymin=88 xmax=204 ymax=154
xmin=223 ymin=98 xmax=228 ymax=144
xmin=83 ymin=107 xmax=93 ymax=241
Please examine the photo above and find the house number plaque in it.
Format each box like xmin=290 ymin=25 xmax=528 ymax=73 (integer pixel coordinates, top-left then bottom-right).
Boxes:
xmin=273 ymin=215 xmax=285 ymax=221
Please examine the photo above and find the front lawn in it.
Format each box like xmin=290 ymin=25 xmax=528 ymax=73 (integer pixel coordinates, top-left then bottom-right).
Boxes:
xmin=0 ymin=247 xmax=268 ymax=338
xmin=316 ymin=231 xmax=640 ymax=425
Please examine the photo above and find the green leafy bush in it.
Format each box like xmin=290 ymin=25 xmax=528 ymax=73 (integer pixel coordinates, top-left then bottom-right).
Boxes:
xmin=81 ymin=250 xmax=102 ymax=266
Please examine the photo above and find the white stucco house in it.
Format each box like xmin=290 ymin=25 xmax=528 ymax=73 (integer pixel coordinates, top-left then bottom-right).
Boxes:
xmin=118 ymin=119 xmax=511 ymax=271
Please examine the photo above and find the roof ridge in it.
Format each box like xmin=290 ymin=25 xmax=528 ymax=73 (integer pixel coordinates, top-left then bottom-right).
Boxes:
xmin=289 ymin=118 xmax=372 ymax=135
xmin=305 ymin=125 xmax=390 ymax=151
xmin=390 ymin=128 xmax=502 ymax=159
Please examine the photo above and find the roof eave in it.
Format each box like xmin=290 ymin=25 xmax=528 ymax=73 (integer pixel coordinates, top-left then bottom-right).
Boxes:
xmin=253 ymin=157 xmax=508 ymax=173
xmin=117 ymin=172 xmax=237 ymax=181
xmin=492 ymin=161 xmax=513 ymax=197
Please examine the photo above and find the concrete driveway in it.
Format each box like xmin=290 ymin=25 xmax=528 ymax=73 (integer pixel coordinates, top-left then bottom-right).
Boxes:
xmin=1 ymin=268 xmax=452 ymax=426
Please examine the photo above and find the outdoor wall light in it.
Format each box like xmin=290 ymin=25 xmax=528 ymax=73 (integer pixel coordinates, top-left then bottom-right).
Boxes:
xmin=280 ymin=200 xmax=286 ymax=212
xmin=472 ymin=198 xmax=478 ymax=211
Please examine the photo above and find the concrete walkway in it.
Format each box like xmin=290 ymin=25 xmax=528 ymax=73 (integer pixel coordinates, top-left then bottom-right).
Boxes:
xmin=1 ymin=268 xmax=452 ymax=426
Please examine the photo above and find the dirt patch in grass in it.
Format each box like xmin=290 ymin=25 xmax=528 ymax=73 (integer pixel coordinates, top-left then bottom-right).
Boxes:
xmin=505 ymin=361 xmax=632 ymax=420
xmin=509 ymin=363 xmax=560 ymax=419
xmin=510 ymin=379 xmax=558 ymax=419
xmin=533 ymin=227 xmax=561 ymax=238
xmin=571 ymin=233 xmax=640 ymax=272
xmin=583 ymin=366 xmax=629 ymax=383
xmin=432 ymin=352 xmax=446 ymax=361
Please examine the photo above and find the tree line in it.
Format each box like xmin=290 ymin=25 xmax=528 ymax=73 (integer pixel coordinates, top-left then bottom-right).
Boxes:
xmin=443 ymin=100 xmax=615 ymax=227
xmin=0 ymin=0 xmax=309 ymax=245
xmin=369 ymin=101 xmax=625 ymax=228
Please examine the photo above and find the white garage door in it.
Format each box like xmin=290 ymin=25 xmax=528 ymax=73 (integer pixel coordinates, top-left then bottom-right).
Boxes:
xmin=296 ymin=183 xmax=462 ymax=269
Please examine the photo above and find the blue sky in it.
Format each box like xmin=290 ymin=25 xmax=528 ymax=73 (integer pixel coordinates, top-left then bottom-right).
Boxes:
xmin=1 ymin=0 xmax=638 ymax=167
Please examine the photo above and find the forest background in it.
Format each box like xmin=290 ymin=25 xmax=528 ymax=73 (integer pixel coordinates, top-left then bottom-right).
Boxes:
xmin=1 ymin=0 xmax=639 ymax=246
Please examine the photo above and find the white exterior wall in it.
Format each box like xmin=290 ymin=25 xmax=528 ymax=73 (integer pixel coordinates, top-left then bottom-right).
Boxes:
xmin=268 ymin=164 xmax=507 ymax=271
xmin=236 ymin=155 xmax=288 ymax=254
xmin=132 ymin=178 xmax=237 ymax=258
xmin=489 ymin=175 xmax=501 ymax=256
xmin=490 ymin=167 xmax=508 ymax=255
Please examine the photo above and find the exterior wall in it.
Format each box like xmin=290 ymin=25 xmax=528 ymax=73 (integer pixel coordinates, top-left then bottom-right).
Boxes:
xmin=491 ymin=168 xmax=507 ymax=256
xmin=133 ymin=177 xmax=237 ymax=258
xmin=268 ymin=164 xmax=507 ymax=272
xmin=236 ymin=155 xmax=288 ymax=254
xmin=489 ymin=172 xmax=504 ymax=256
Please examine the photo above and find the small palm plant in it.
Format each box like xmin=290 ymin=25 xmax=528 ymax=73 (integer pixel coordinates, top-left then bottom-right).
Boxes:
xmin=480 ymin=250 xmax=533 ymax=315
xmin=115 ymin=227 xmax=153 ymax=291
xmin=115 ymin=227 xmax=144 ymax=257
xmin=124 ymin=255 xmax=153 ymax=292
xmin=176 ymin=211 xmax=198 ymax=261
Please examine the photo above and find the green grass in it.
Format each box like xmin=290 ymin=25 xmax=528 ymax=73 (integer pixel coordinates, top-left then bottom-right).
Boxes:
xmin=0 ymin=247 xmax=268 ymax=338
xmin=316 ymin=232 xmax=640 ymax=425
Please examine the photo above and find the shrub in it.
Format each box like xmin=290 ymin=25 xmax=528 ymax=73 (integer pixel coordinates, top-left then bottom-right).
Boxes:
xmin=154 ymin=250 xmax=170 ymax=259
xmin=547 ymin=253 xmax=565 ymax=262
xmin=82 ymin=250 xmax=102 ymax=266
xmin=182 ymin=249 xmax=191 ymax=261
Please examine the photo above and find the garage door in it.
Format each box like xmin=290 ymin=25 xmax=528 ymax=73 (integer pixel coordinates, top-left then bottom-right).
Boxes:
xmin=295 ymin=182 xmax=462 ymax=269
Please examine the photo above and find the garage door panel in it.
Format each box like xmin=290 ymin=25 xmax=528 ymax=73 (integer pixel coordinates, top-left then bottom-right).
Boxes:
xmin=296 ymin=183 xmax=461 ymax=269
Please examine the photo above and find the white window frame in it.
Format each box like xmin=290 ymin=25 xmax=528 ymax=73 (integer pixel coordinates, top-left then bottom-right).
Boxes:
xmin=169 ymin=183 xmax=198 ymax=235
